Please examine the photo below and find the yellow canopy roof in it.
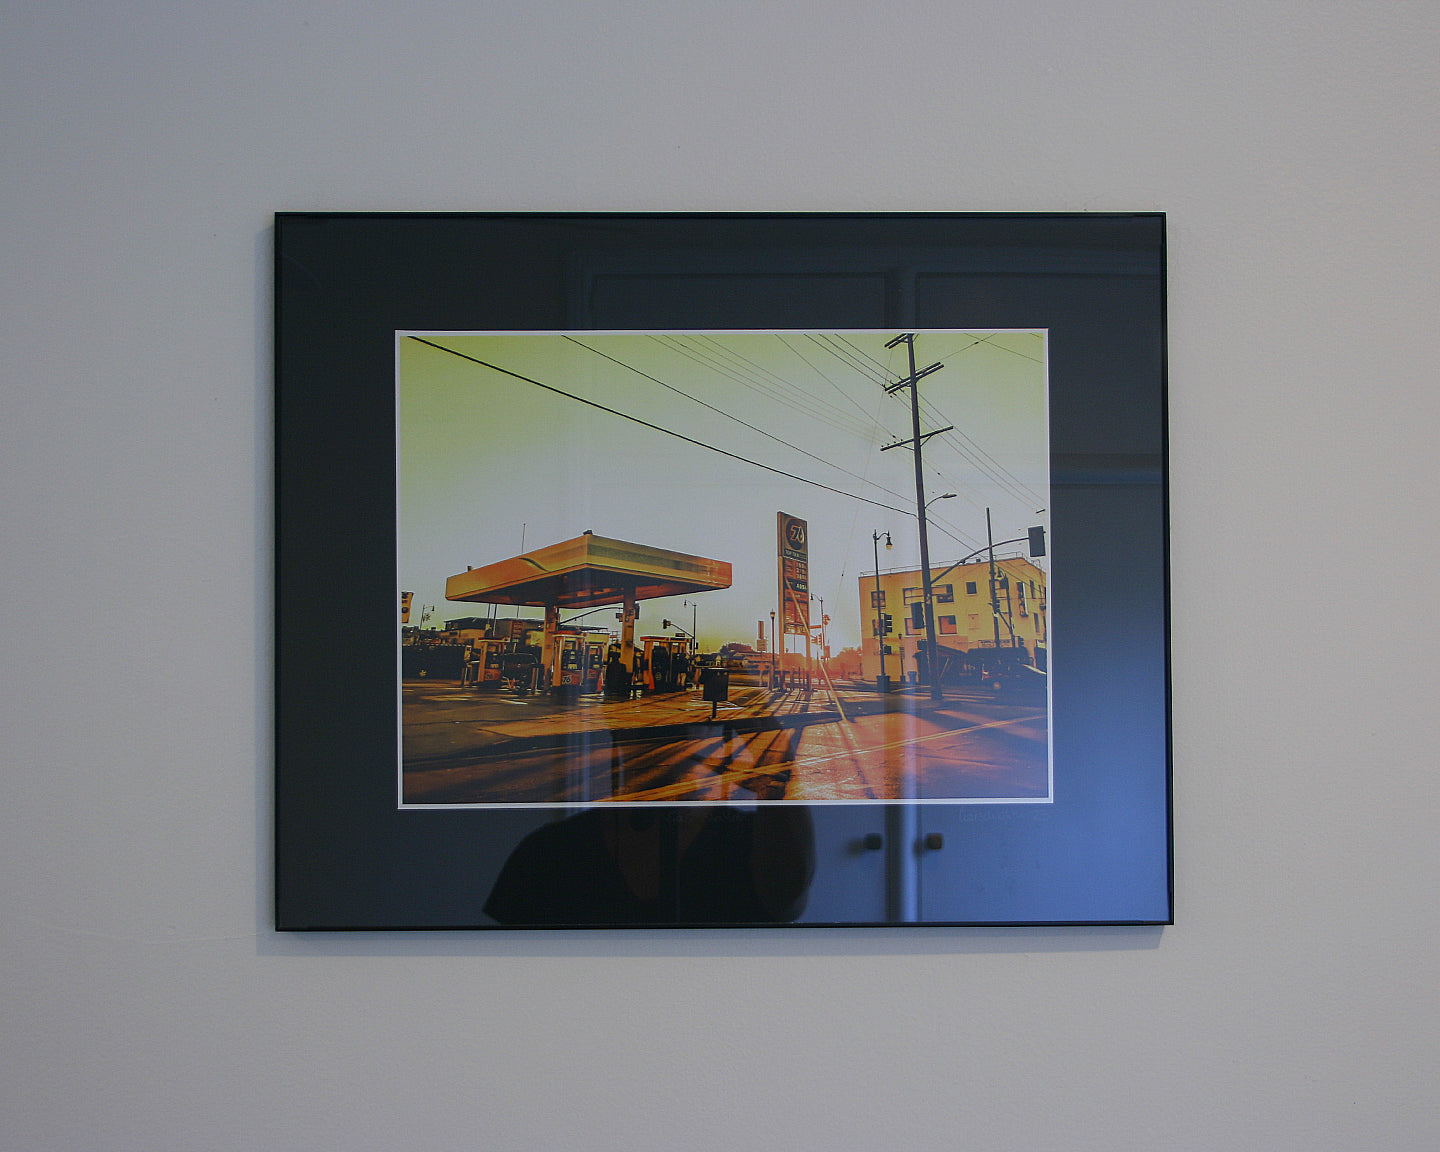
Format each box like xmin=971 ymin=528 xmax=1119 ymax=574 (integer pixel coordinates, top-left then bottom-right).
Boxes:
xmin=445 ymin=533 xmax=731 ymax=609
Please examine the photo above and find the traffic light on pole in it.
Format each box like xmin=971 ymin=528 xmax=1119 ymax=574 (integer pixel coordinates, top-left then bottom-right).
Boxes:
xmin=1028 ymin=525 xmax=1046 ymax=557
xmin=882 ymin=613 xmax=893 ymax=634
xmin=911 ymin=601 xmax=926 ymax=629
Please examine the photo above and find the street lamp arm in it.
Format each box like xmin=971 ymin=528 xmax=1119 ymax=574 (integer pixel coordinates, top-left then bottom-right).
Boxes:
xmin=930 ymin=535 xmax=1036 ymax=586
xmin=559 ymin=604 xmax=622 ymax=626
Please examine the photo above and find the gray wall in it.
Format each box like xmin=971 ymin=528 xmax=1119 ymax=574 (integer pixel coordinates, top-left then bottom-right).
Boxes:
xmin=4 ymin=3 xmax=1437 ymax=1148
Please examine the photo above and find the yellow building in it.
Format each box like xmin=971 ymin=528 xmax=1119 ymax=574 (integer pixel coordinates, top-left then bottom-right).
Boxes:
xmin=857 ymin=555 xmax=1047 ymax=685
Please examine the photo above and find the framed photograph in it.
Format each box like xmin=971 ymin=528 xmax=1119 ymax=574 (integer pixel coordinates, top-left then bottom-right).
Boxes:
xmin=275 ymin=213 xmax=1170 ymax=928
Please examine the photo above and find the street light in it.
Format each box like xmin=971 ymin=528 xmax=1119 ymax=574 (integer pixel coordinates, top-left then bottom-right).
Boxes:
xmin=926 ymin=492 xmax=957 ymax=509
xmin=683 ymin=598 xmax=698 ymax=654
xmin=872 ymin=530 xmax=893 ymax=693
xmin=769 ymin=610 xmax=777 ymax=690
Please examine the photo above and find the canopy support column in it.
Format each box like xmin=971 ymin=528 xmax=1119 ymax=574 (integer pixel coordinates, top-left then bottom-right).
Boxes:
xmin=542 ymin=604 xmax=559 ymax=691
xmin=620 ymin=590 xmax=637 ymax=680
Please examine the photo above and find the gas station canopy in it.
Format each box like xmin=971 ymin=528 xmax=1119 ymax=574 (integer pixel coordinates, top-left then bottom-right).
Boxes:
xmin=445 ymin=533 xmax=731 ymax=609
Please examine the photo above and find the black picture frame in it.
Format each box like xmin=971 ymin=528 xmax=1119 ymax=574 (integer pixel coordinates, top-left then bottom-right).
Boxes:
xmin=275 ymin=212 xmax=1170 ymax=929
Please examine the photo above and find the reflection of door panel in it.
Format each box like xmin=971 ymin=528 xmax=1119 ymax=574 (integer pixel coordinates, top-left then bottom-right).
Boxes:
xmin=917 ymin=483 xmax=1169 ymax=924
xmin=795 ymin=807 xmax=890 ymax=924
xmin=563 ymin=218 xmax=1168 ymax=926
xmin=586 ymin=273 xmax=888 ymax=330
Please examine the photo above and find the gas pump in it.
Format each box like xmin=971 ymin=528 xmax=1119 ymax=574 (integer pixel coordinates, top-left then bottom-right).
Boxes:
xmin=462 ymin=639 xmax=508 ymax=689
xmin=639 ymin=636 xmax=680 ymax=693
xmin=582 ymin=635 xmax=608 ymax=693
xmin=553 ymin=634 xmax=586 ymax=696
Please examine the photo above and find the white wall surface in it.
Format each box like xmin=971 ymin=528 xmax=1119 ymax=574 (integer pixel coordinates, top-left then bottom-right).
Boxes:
xmin=3 ymin=2 xmax=1437 ymax=1148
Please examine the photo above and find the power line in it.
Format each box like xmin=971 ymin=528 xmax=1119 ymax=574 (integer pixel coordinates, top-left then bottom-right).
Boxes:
xmin=688 ymin=334 xmax=883 ymax=441
xmin=407 ymin=337 xmax=916 ymax=516
xmin=833 ymin=333 xmax=893 ymax=375
xmin=561 ymin=335 xmax=917 ymax=508
xmin=808 ymin=333 xmax=891 ymax=385
xmin=952 ymin=331 xmax=1045 ymax=365
xmin=922 ymin=415 xmax=1043 ymax=507
xmin=773 ymin=334 xmax=896 ymax=439
xmin=654 ymin=335 xmax=880 ymax=442
xmin=694 ymin=333 xmax=897 ymax=439
xmin=915 ymin=393 xmax=1047 ymax=508
xmin=875 ymin=333 xmax=1046 ymax=509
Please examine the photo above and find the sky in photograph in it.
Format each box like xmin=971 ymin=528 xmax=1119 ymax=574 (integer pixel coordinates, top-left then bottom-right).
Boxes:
xmin=398 ymin=331 xmax=1048 ymax=654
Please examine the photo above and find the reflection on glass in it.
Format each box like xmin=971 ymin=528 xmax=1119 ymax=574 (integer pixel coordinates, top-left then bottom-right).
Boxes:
xmin=484 ymin=805 xmax=815 ymax=925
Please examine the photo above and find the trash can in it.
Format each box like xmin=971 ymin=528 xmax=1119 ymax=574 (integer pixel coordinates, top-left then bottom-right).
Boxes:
xmin=700 ymin=667 xmax=730 ymax=703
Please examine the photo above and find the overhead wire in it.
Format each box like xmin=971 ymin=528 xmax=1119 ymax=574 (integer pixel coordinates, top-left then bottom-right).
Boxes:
xmin=839 ymin=332 xmax=997 ymax=562
xmin=561 ymin=335 xmax=918 ymax=509
xmin=872 ymin=331 xmax=1047 ymax=510
xmin=773 ymin=334 xmax=896 ymax=440
xmin=687 ymin=334 xmax=886 ymax=442
xmin=407 ymin=336 xmax=916 ymax=517
xmin=867 ymin=331 xmax=1035 ymax=553
xmin=691 ymin=332 xmax=892 ymax=446
xmin=653 ymin=335 xmax=882 ymax=442
xmin=808 ymin=333 xmax=891 ymax=386
xmin=915 ymin=390 xmax=1047 ymax=509
xmin=832 ymin=333 xmax=894 ymax=375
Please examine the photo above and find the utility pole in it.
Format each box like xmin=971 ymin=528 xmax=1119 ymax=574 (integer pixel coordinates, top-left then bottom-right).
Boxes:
xmin=987 ymin=507 xmax=1003 ymax=652
xmin=883 ymin=334 xmax=950 ymax=701
xmin=872 ymin=529 xmax=892 ymax=691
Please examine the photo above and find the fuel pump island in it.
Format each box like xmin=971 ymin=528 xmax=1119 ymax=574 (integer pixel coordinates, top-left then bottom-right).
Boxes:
xmin=444 ymin=531 xmax=731 ymax=699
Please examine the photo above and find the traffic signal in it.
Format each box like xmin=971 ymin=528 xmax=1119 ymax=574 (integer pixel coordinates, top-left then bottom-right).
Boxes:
xmin=662 ymin=619 xmax=671 ymax=629
xmin=882 ymin=613 xmax=893 ymax=634
xmin=1028 ymin=525 xmax=1046 ymax=557
xmin=911 ymin=601 xmax=926 ymax=629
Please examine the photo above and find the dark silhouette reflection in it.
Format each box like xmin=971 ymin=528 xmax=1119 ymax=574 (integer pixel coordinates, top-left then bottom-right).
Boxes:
xmin=484 ymin=805 xmax=816 ymax=925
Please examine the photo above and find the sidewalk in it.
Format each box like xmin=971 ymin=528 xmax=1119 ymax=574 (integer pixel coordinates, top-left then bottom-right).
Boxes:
xmin=401 ymin=678 xmax=949 ymax=768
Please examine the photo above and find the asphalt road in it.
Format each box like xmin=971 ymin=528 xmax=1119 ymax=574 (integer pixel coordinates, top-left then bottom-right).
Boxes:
xmin=401 ymin=679 xmax=1048 ymax=805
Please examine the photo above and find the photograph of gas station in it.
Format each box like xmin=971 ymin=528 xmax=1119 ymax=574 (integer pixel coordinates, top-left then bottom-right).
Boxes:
xmin=398 ymin=331 xmax=1050 ymax=807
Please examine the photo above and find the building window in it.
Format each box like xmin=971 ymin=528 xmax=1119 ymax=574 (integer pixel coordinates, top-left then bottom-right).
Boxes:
xmin=939 ymin=615 xmax=956 ymax=635
xmin=934 ymin=583 xmax=953 ymax=603
xmin=968 ymin=613 xmax=980 ymax=629
xmin=905 ymin=617 xmax=920 ymax=635
xmin=870 ymin=589 xmax=886 ymax=608
xmin=903 ymin=586 xmax=924 ymax=604
xmin=965 ymin=580 xmax=978 ymax=595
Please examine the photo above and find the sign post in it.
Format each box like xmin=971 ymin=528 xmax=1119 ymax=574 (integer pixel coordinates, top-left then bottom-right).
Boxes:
xmin=778 ymin=512 xmax=812 ymax=690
